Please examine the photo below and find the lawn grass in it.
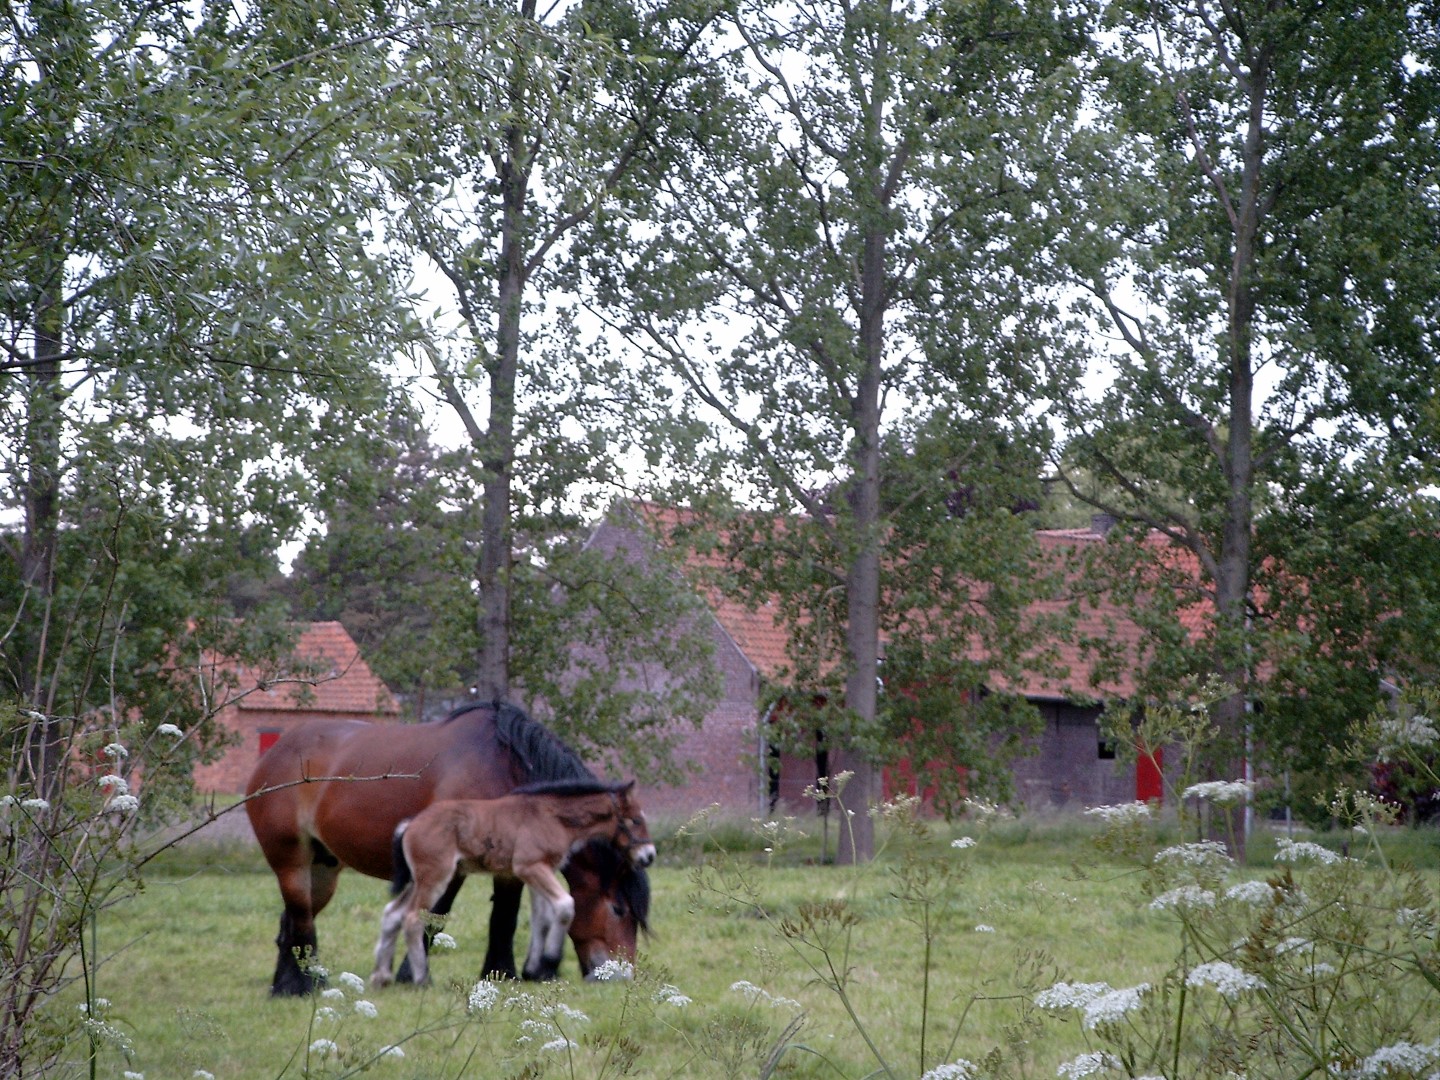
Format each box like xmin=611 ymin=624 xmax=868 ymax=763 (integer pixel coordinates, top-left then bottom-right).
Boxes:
xmin=53 ymin=815 xmax=1440 ymax=1079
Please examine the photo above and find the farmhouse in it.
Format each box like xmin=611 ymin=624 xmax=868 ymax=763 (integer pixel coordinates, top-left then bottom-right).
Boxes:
xmin=583 ymin=503 xmax=1188 ymax=820
xmin=193 ymin=621 xmax=399 ymax=793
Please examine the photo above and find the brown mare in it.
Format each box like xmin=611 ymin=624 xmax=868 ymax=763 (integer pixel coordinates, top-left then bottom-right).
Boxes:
xmin=245 ymin=701 xmax=650 ymax=995
xmin=371 ymin=779 xmax=654 ymax=988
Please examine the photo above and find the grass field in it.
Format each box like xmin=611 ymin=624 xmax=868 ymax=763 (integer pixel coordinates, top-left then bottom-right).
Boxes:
xmin=55 ymin=815 xmax=1440 ymax=1080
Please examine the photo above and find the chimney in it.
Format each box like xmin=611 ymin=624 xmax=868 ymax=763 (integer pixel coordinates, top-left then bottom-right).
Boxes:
xmin=1090 ymin=513 xmax=1117 ymax=536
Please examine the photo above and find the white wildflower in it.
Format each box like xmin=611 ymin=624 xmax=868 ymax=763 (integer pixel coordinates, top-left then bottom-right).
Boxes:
xmin=1082 ymin=983 xmax=1150 ymax=1029
xmin=1035 ymin=981 xmax=1112 ymax=1010
xmin=1377 ymin=714 xmax=1439 ymax=761
xmin=338 ymin=971 xmax=366 ymax=994
xmin=432 ymin=932 xmax=457 ymax=950
xmin=103 ymin=743 xmax=128 ymax=760
xmin=353 ymin=999 xmax=378 ymax=1018
xmin=974 ymin=924 xmax=995 ymax=933
xmin=1186 ymin=961 xmax=1265 ymax=999
xmin=21 ymin=797 xmax=50 ymax=812
xmin=1352 ymin=1039 xmax=1440 ymax=1078
xmin=314 ymin=1007 xmax=339 ymax=1022
xmin=157 ymin=723 xmax=184 ymax=738
xmin=729 ymin=980 xmax=800 ymax=1009
xmin=80 ymin=1017 xmax=131 ymax=1054
xmin=1275 ymin=937 xmax=1311 ymax=956
xmin=921 ymin=1060 xmax=978 ymax=1080
xmin=467 ymin=980 xmax=500 ymax=1014
xmin=1085 ymin=802 xmax=1152 ymax=824
xmin=542 ymin=1003 xmax=589 ymax=1023
xmin=320 ymin=988 xmax=345 ymax=1001
xmin=123 ymin=1071 xmax=144 ymax=1079
xmin=951 ymin=836 xmax=977 ymax=849
xmin=591 ymin=958 xmax=634 ymax=981
xmin=541 ymin=1037 xmax=577 ymax=1052
xmin=108 ymin=794 xmax=140 ymax=813
xmin=1150 ymin=885 xmax=1217 ymax=911
xmin=1183 ymin=779 xmax=1252 ymax=803
xmin=1225 ymin=880 xmax=1277 ymax=905
xmin=379 ymin=1045 xmax=405 ymax=1059
xmin=98 ymin=774 xmax=129 ymax=796
xmin=1155 ymin=840 xmax=1232 ymax=870
xmin=655 ymin=984 xmax=692 ymax=1007
xmin=309 ymin=1039 xmax=338 ymax=1058
xmin=1274 ymin=838 xmax=1341 ymax=865
xmin=193 ymin=1071 xmax=216 ymax=1079
xmin=1056 ymin=1050 xmax=1122 ymax=1078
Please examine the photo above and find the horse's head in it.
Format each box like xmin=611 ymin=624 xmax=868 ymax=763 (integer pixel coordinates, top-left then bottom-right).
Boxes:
xmin=610 ymin=780 xmax=655 ymax=869
xmin=563 ymin=839 xmax=651 ymax=980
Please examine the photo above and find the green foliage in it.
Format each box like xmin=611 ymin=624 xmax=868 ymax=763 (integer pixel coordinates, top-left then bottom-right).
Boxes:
xmin=1049 ymin=0 xmax=1440 ymax=789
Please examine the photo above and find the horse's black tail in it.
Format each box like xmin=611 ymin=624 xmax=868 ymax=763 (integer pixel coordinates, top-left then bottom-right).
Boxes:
xmin=389 ymin=819 xmax=413 ymax=897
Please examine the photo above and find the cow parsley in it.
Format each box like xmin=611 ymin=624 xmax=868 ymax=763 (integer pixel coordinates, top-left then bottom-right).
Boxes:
xmin=1182 ymin=779 xmax=1252 ymax=803
xmin=1185 ymin=961 xmax=1265 ymax=999
xmin=1150 ymin=885 xmax=1217 ymax=910
xmin=1085 ymin=802 xmax=1152 ymax=824
xmin=1056 ymin=1050 xmax=1122 ymax=1078
xmin=1274 ymin=839 xmax=1341 ymax=865
xmin=1035 ymin=981 xmax=1112 ymax=1010
xmin=1082 ymin=983 xmax=1150 ymax=1029
xmin=920 ymin=1060 xmax=978 ymax=1080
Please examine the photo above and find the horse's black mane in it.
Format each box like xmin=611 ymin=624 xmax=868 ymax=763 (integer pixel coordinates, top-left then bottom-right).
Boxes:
xmin=448 ymin=700 xmax=596 ymax=784
xmin=511 ymin=777 xmax=627 ymax=798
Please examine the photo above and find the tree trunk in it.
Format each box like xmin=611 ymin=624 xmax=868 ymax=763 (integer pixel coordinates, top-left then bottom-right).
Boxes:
xmin=1203 ymin=30 xmax=1272 ymax=861
xmin=474 ymin=7 xmax=534 ymax=703
xmin=21 ymin=217 xmax=66 ymax=800
xmin=836 ymin=214 xmax=888 ymax=865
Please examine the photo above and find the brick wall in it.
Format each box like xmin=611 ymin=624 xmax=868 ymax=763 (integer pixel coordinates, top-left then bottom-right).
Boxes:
xmin=1010 ymin=700 xmax=1138 ymax=809
xmin=628 ymin=616 xmax=767 ymax=821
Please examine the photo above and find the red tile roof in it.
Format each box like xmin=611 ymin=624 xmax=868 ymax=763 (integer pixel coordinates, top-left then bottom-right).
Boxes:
xmin=233 ymin=621 xmax=399 ymax=715
xmin=625 ymin=502 xmax=1211 ymax=705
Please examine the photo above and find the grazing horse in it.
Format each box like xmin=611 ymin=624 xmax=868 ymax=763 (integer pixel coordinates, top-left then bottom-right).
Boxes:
xmin=371 ymin=779 xmax=654 ymax=988
xmin=245 ymin=701 xmax=650 ymax=995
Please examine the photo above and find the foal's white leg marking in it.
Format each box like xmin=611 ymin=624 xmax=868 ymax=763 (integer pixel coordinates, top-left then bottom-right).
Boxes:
xmin=525 ymin=889 xmax=556 ymax=976
xmin=370 ymin=886 xmax=411 ymax=988
xmin=402 ymin=908 xmax=430 ymax=985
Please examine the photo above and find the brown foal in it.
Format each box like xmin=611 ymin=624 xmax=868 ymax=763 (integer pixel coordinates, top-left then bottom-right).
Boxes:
xmin=370 ymin=779 xmax=654 ymax=987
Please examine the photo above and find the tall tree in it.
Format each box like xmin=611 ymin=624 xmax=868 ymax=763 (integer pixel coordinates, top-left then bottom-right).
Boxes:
xmin=592 ymin=0 xmax=1086 ymax=859
xmin=0 ymin=1 xmax=452 ymax=1067
xmin=373 ymin=0 xmax=725 ymax=751
xmin=2 ymin=0 xmax=427 ymax=791
xmin=1051 ymin=0 xmax=1440 ymax=823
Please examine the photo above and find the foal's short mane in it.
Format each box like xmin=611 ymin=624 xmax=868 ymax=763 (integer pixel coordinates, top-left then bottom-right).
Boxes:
xmin=511 ymin=777 xmax=628 ymax=798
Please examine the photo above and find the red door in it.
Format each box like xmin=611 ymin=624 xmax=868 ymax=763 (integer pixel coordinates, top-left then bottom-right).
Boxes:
xmin=1136 ymin=745 xmax=1164 ymax=803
